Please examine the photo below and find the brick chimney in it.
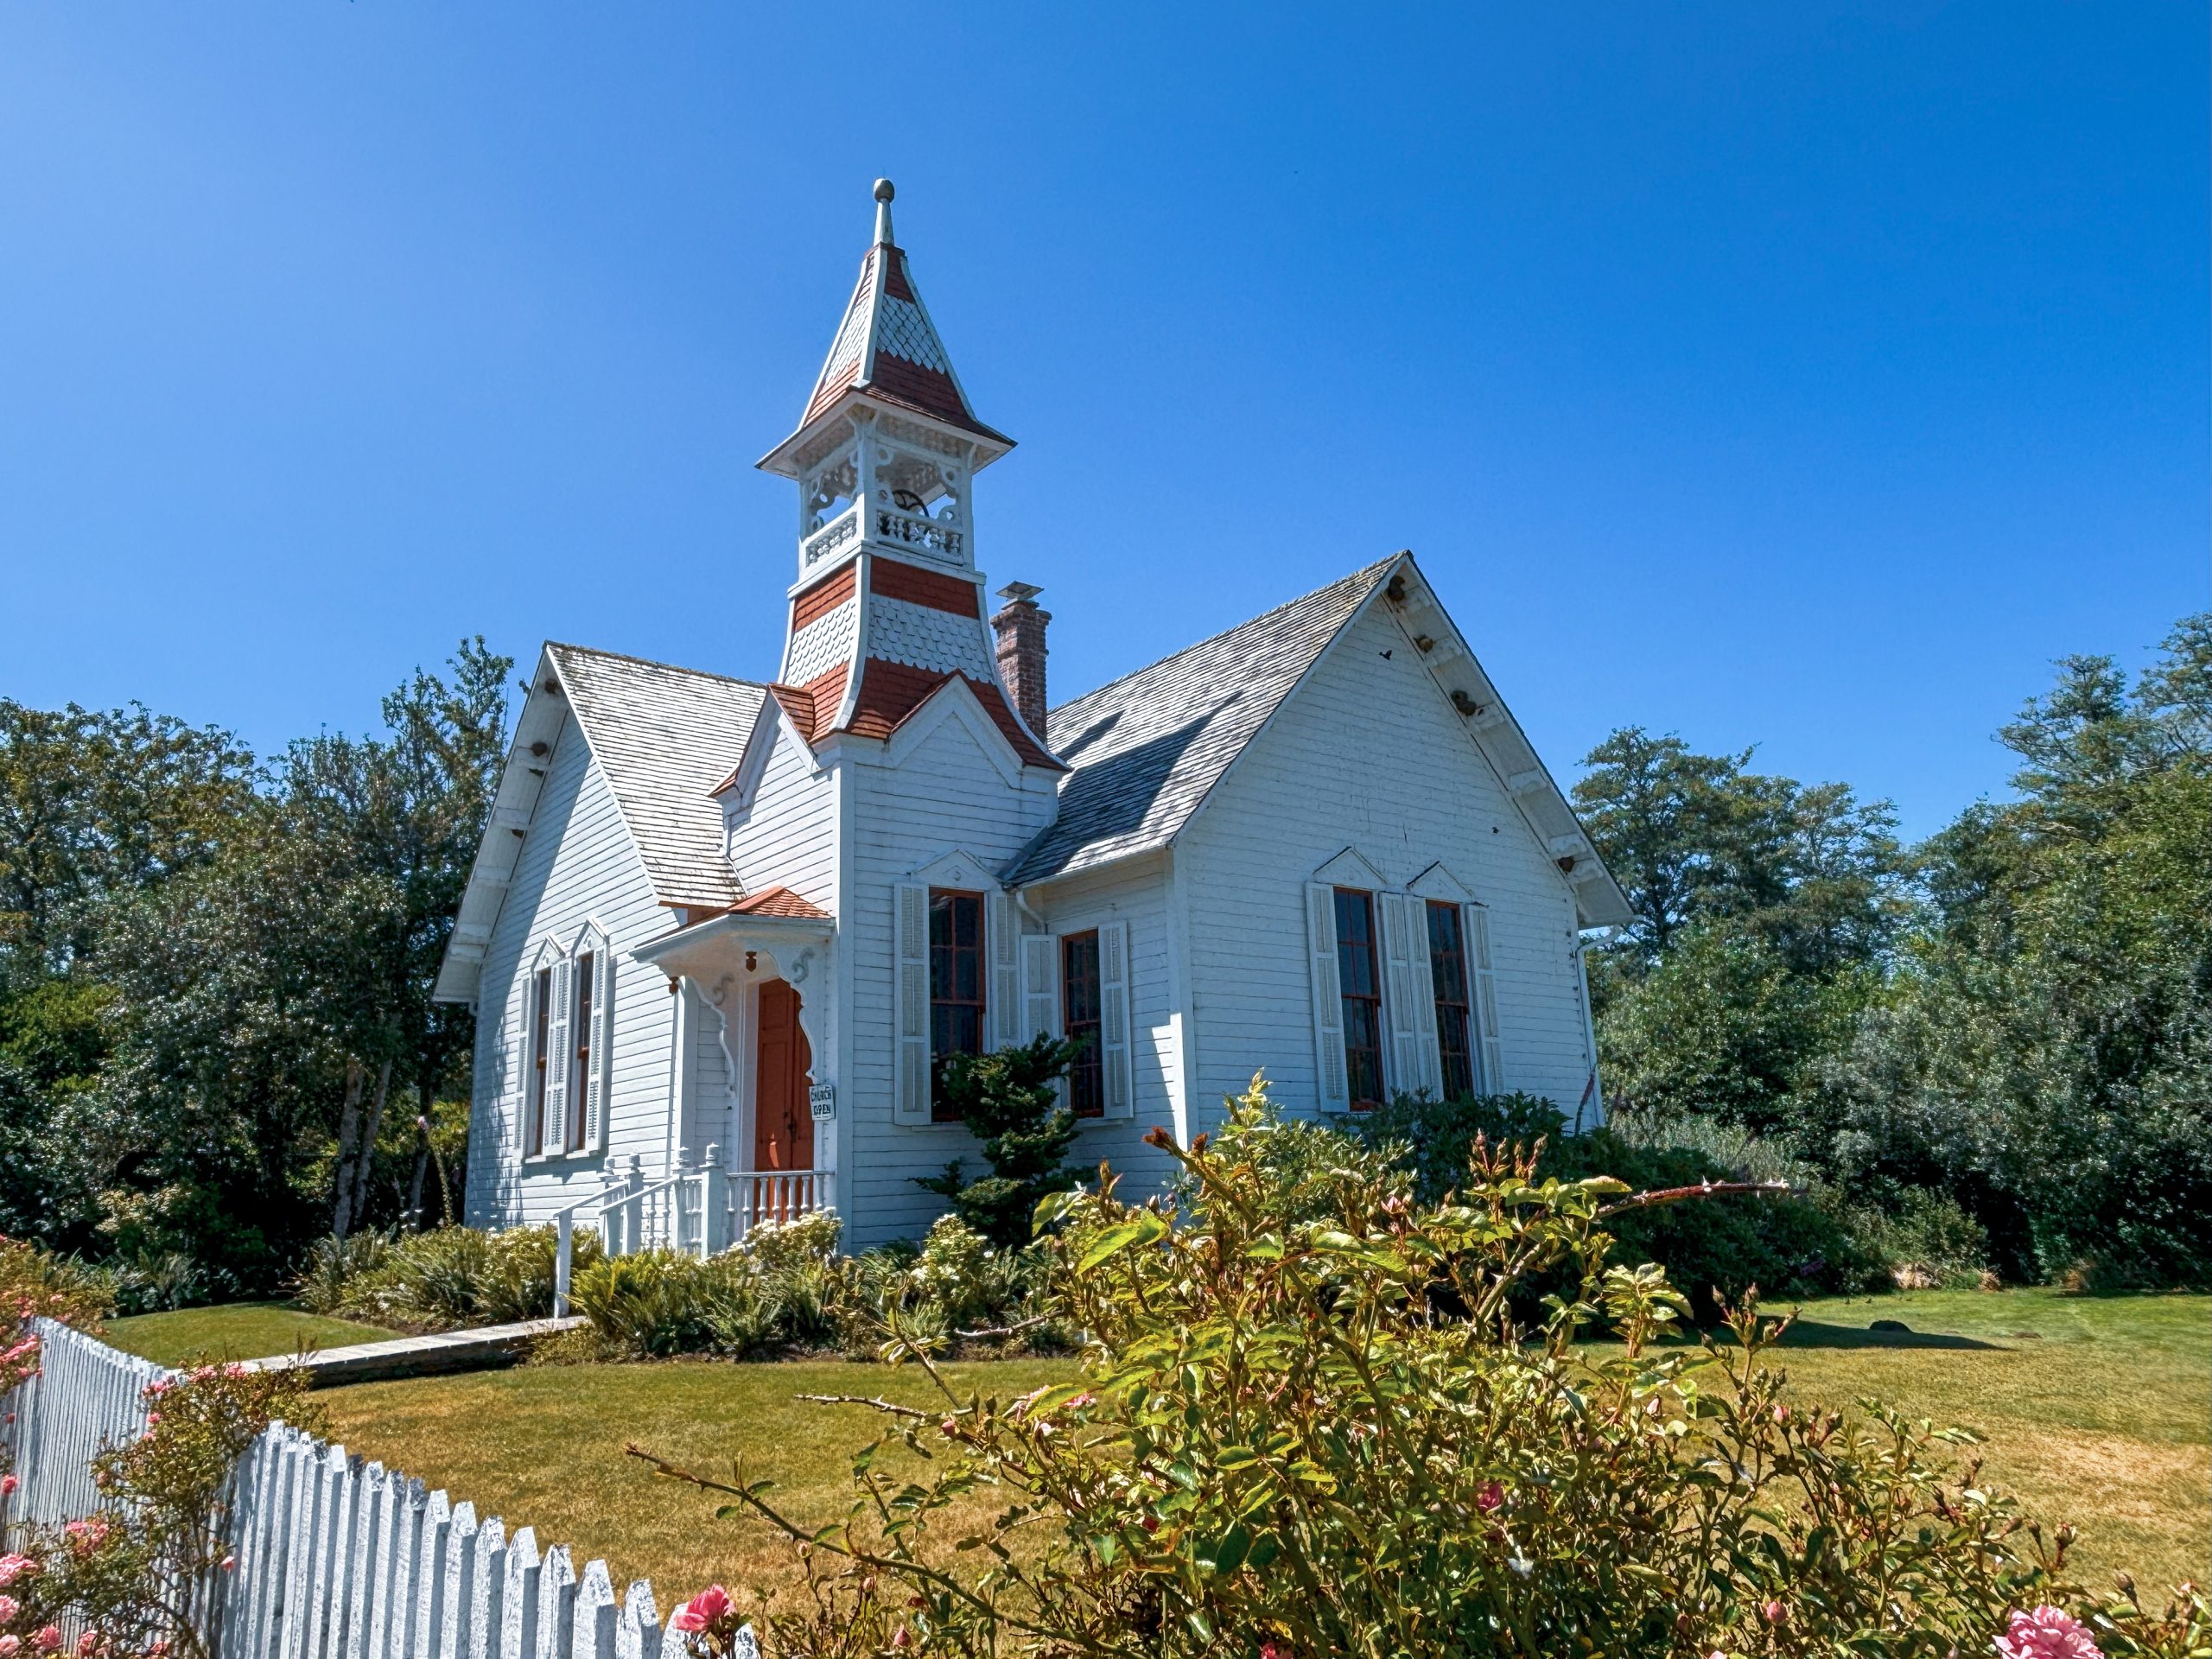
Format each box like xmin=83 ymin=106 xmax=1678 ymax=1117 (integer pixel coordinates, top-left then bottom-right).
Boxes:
xmin=991 ymin=582 xmax=1051 ymax=742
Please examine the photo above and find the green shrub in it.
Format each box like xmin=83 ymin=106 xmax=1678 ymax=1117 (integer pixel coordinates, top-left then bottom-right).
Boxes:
xmin=292 ymin=1228 xmax=393 ymax=1314
xmin=639 ymin=1079 xmax=2207 ymax=1659
xmin=913 ymin=1033 xmax=1084 ymax=1248
xmin=571 ymin=1249 xmax=721 ymax=1357
xmin=1350 ymin=1090 xmax=1878 ymax=1317
xmin=1848 ymin=1185 xmax=1993 ymax=1288
xmin=323 ymin=1224 xmax=599 ymax=1330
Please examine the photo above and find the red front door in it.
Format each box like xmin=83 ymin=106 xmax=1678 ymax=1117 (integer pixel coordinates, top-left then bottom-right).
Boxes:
xmin=753 ymin=979 xmax=815 ymax=1172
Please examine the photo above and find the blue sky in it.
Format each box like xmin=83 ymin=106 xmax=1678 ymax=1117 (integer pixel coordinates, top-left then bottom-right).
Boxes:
xmin=2 ymin=4 xmax=2203 ymax=840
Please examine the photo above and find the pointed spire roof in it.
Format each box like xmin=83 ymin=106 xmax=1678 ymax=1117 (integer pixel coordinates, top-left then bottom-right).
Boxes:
xmin=783 ymin=181 xmax=1012 ymax=453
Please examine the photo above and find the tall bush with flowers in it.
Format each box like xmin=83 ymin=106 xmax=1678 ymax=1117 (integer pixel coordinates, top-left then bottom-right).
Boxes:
xmin=634 ymin=1080 xmax=2208 ymax=1659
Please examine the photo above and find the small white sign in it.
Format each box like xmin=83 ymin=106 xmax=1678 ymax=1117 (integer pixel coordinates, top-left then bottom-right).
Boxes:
xmin=808 ymin=1082 xmax=836 ymax=1121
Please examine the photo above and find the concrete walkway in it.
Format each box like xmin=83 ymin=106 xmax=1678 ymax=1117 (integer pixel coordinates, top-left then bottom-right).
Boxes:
xmin=244 ymin=1316 xmax=587 ymax=1386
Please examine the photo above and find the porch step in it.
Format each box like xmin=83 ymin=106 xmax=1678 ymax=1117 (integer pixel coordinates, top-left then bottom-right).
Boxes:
xmin=242 ymin=1317 xmax=588 ymax=1387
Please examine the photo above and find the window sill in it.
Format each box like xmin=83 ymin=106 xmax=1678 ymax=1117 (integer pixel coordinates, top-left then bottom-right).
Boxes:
xmin=522 ymin=1147 xmax=602 ymax=1166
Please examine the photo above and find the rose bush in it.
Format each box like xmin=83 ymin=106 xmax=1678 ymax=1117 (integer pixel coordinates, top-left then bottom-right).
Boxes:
xmin=636 ymin=1080 xmax=2208 ymax=1659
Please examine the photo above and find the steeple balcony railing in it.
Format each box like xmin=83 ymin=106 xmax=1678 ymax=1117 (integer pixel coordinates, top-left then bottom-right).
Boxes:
xmin=802 ymin=504 xmax=862 ymax=569
xmin=872 ymin=501 xmax=963 ymax=565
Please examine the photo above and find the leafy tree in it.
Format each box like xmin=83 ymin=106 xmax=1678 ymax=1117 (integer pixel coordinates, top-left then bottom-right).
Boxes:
xmin=49 ymin=642 xmax=512 ymax=1282
xmin=0 ymin=700 xmax=253 ymax=981
xmin=914 ymin=1033 xmax=1084 ymax=1249
xmin=1817 ymin=615 xmax=2211 ymax=1285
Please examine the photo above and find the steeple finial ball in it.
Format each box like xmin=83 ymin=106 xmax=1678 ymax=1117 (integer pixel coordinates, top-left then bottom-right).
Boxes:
xmin=872 ymin=178 xmax=895 ymax=245
xmin=873 ymin=178 xmax=895 ymax=202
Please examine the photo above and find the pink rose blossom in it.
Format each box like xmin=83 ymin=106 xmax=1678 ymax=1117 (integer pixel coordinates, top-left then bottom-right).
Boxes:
xmin=0 ymin=1476 xmax=15 ymax=1497
xmin=670 ymin=1585 xmax=732 ymax=1634
xmin=73 ymin=1632 xmax=99 ymax=1657
xmin=0 ymin=1560 xmax=35 ymax=1589
xmin=1476 ymin=1481 xmax=1504 ymax=1514
xmin=0 ymin=1634 xmax=19 ymax=1657
xmin=1763 ymin=1600 xmax=1787 ymax=1624
xmin=30 ymin=1629 xmax=57 ymax=1654
xmin=0 ymin=1596 xmax=16 ymax=1624
xmin=1994 ymin=1606 xmax=2103 ymax=1659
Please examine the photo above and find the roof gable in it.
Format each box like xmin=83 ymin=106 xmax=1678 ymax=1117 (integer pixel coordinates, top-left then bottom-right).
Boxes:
xmin=432 ymin=645 xmax=765 ymax=1003
xmin=1004 ymin=555 xmax=1633 ymax=929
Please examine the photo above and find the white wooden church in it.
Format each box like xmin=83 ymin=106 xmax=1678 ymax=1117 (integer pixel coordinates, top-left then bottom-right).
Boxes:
xmin=435 ymin=181 xmax=1633 ymax=1252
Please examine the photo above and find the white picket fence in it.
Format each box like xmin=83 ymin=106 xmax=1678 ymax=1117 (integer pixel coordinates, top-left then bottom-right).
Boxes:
xmin=3 ymin=1319 xmax=753 ymax=1659
xmin=3 ymin=1319 xmax=169 ymax=1529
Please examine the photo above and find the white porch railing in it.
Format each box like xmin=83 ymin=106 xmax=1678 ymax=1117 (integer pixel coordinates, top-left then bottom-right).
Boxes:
xmin=551 ymin=1147 xmax=836 ymax=1316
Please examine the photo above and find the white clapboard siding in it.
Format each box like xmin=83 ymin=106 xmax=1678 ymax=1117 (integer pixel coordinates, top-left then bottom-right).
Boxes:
xmin=6 ymin=1320 xmax=752 ymax=1659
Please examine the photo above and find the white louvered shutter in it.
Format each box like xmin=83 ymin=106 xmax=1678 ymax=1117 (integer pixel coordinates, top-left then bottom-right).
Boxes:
xmin=1098 ymin=920 xmax=1134 ymax=1119
xmin=894 ymin=882 xmax=931 ymax=1124
xmin=1021 ymin=933 xmax=1058 ymax=1045
xmin=1306 ymin=881 xmax=1350 ymax=1113
xmin=1465 ymin=904 xmax=1505 ymax=1096
xmin=514 ymin=970 xmax=536 ymax=1154
xmin=988 ymin=890 xmax=1021 ymax=1049
xmin=586 ymin=949 xmax=613 ymax=1153
xmin=1384 ymin=893 xmax=1442 ymax=1098
xmin=543 ymin=956 xmax=571 ymax=1155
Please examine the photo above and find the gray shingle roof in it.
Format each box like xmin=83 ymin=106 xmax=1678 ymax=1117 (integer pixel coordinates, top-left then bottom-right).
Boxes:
xmin=548 ymin=644 xmax=764 ymax=910
xmin=1004 ymin=558 xmax=1397 ymax=886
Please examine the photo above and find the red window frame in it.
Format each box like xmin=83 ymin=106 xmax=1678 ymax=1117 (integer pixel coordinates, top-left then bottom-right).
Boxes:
xmin=1333 ymin=887 xmax=1385 ymax=1110
xmin=1426 ymin=901 xmax=1476 ymax=1102
xmin=1060 ymin=929 xmax=1103 ymax=1118
xmin=928 ymin=888 xmax=986 ymax=1122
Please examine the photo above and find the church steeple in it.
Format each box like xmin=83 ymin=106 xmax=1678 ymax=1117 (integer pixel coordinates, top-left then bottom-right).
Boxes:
xmin=759 ymin=180 xmax=1014 ymax=587
xmin=755 ymin=184 xmax=1058 ymax=774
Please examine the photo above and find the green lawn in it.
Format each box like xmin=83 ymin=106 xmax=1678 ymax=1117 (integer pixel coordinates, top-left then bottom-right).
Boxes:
xmin=104 ymin=1302 xmax=395 ymax=1368
xmin=1758 ymin=1287 xmax=2209 ymax=1591
xmin=321 ymin=1358 xmax=1075 ymax=1608
xmin=315 ymin=1289 xmax=2209 ymax=1606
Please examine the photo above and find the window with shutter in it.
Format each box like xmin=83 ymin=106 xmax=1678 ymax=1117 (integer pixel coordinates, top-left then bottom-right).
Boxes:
xmin=1426 ymin=900 xmax=1477 ymax=1102
xmin=1059 ymin=929 xmax=1103 ymax=1118
xmin=542 ymin=957 xmax=571 ymax=1156
xmin=570 ymin=950 xmax=594 ymax=1153
xmin=525 ymin=963 xmax=552 ymax=1153
xmin=927 ymin=888 xmax=986 ymax=1122
xmin=1305 ymin=880 xmax=1350 ymax=1113
xmin=894 ymin=882 xmax=931 ymax=1124
xmin=589 ymin=944 xmax=614 ymax=1151
xmin=1379 ymin=893 xmax=1436 ymax=1099
xmin=988 ymin=891 xmax=1021 ymax=1049
xmin=1464 ymin=904 xmax=1505 ymax=1095
xmin=1333 ymin=889 xmax=1385 ymax=1110
xmin=1097 ymin=920 xmax=1134 ymax=1120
